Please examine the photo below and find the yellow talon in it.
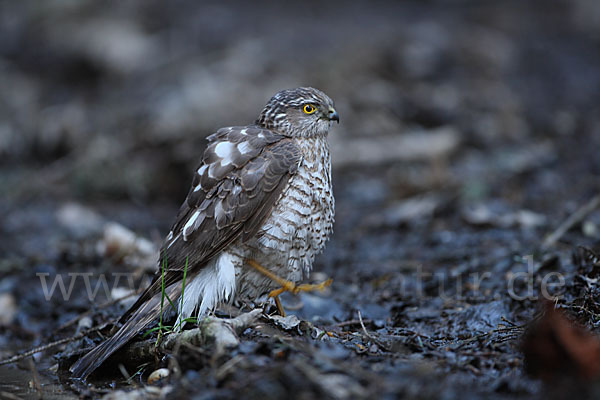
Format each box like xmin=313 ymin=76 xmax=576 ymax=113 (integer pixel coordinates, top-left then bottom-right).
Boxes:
xmin=268 ymin=278 xmax=333 ymax=297
xmin=246 ymin=259 xmax=333 ymax=316
xmin=273 ymin=295 xmax=285 ymax=317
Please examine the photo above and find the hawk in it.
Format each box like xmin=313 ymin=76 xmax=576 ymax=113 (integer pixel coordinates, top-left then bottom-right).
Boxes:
xmin=71 ymin=87 xmax=339 ymax=378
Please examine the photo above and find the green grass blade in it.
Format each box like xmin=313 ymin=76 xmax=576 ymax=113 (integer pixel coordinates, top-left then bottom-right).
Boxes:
xmin=175 ymin=257 xmax=190 ymax=330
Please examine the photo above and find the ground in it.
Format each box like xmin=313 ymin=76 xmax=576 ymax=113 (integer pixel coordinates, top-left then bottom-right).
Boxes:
xmin=1 ymin=1 xmax=600 ymax=399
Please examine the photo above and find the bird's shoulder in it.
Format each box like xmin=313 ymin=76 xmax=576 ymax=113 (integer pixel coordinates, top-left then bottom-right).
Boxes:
xmin=188 ymin=125 xmax=300 ymax=205
xmin=162 ymin=125 xmax=302 ymax=264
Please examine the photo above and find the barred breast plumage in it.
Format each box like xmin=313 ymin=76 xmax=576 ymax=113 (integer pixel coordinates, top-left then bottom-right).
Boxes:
xmin=231 ymin=134 xmax=334 ymax=300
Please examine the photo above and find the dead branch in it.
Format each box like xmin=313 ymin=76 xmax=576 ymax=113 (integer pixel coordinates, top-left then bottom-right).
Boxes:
xmin=0 ymin=323 xmax=112 ymax=366
xmin=120 ymin=309 xmax=262 ymax=365
xmin=542 ymin=194 xmax=600 ymax=250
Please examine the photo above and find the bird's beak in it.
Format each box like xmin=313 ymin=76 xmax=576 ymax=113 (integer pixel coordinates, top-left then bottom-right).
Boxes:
xmin=328 ymin=108 xmax=340 ymax=123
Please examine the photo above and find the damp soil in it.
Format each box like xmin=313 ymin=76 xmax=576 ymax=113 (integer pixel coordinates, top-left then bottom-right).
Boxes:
xmin=1 ymin=1 xmax=600 ymax=399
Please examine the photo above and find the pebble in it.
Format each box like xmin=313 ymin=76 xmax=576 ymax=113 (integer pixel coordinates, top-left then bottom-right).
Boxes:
xmin=147 ymin=368 xmax=170 ymax=385
xmin=0 ymin=294 xmax=17 ymax=326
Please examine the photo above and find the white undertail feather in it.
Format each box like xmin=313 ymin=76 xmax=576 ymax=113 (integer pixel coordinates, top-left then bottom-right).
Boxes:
xmin=176 ymin=252 xmax=236 ymax=327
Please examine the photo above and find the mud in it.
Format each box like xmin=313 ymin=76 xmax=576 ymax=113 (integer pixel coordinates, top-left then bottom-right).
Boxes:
xmin=1 ymin=1 xmax=600 ymax=399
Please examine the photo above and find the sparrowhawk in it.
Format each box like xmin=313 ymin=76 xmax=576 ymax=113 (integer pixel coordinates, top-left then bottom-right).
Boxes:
xmin=71 ymin=87 xmax=339 ymax=378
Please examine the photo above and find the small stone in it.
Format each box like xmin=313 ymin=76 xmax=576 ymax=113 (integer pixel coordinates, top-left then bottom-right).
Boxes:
xmin=56 ymin=203 xmax=105 ymax=238
xmin=583 ymin=220 xmax=599 ymax=238
xmin=0 ymin=293 xmax=17 ymax=326
xmin=147 ymin=368 xmax=170 ymax=385
xmin=98 ymin=222 xmax=157 ymax=271
xmin=78 ymin=316 xmax=93 ymax=330
xmin=110 ymin=287 xmax=137 ymax=309
xmin=269 ymin=314 xmax=301 ymax=330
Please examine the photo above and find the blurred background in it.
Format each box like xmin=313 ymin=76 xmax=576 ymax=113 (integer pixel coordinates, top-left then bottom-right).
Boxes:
xmin=1 ymin=0 xmax=600 ymax=398
xmin=2 ymin=0 xmax=599 ymax=208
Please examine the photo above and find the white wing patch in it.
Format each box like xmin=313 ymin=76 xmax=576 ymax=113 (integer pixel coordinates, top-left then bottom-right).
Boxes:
xmin=215 ymin=141 xmax=236 ymax=167
xmin=183 ymin=210 xmax=204 ymax=240
xmin=197 ymin=165 xmax=207 ymax=176
xmin=237 ymin=141 xmax=253 ymax=155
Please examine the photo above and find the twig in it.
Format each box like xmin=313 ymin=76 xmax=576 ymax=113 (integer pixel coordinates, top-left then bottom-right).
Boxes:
xmin=357 ymin=311 xmax=375 ymax=341
xmin=334 ymin=319 xmax=373 ymax=328
xmin=542 ymin=194 xmax=600 ymax=250
xmin=215 ymin=355 xmax=244 ymax=380
xmin=118 ymin=364 xmax=132 ymax=383
xmin=0 ymin=391 xmax=23 ymax=400
xmin=55 ymin=290 xmax=140 ymax=332
xmin=28 ymin=357 xmax=42 ymax=400
xmin=501 ymin=316 xmax=517 ymax=327
xmin=0 ymin=322 xmax=112 ymax=366
xmin=448 ymin=323 xmax=526 ymax=350
xmin=356 ymin=310 xmax=393 ymax=351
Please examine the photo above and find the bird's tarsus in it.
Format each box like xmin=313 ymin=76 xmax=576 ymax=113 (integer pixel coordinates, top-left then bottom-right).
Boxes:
xmin=246 ymin=259 xmax=332 ymax=316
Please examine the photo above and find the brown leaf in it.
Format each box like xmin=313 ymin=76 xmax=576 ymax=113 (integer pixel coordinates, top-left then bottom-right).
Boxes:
xmin=523 ymin=302 xmax=600 ymax=380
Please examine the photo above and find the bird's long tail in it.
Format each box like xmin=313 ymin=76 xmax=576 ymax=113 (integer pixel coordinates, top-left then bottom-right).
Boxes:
xmin=70 ymin=282 xmax=182 ymax=379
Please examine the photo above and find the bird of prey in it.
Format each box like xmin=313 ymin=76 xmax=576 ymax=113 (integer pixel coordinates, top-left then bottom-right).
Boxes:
xmin=71 ymin=87 xmax=339 ymax=378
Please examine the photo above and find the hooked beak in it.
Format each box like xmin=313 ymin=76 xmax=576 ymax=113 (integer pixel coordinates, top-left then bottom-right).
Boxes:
xmin=328 ymin=108 xmax=340 ymax=123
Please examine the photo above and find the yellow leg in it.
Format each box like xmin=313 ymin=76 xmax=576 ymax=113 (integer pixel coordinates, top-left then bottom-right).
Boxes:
xmin=246 ymin=259 xmax=333 ymax=316
xmin=273 ymin=295 xmax=286 ymax=317
xmin=267 ymin=280 xmax=333 ymax=297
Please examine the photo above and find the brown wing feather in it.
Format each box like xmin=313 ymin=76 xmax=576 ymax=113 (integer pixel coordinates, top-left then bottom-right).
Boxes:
xmin=118 ymin=127 xmax=298 ymax=323
xmin=162 ymin=126 xmax=301 ymax=273
xmin=119 ymin=126 xmax=299 ymax=323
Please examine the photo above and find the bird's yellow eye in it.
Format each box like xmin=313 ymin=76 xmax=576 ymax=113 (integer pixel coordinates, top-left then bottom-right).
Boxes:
xmin=303 ymin=104 xmax=317 ymax=114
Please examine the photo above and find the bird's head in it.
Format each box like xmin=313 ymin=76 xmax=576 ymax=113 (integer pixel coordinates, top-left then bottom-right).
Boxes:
xmin=256 ymin=87 xmax=339 ymax=137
